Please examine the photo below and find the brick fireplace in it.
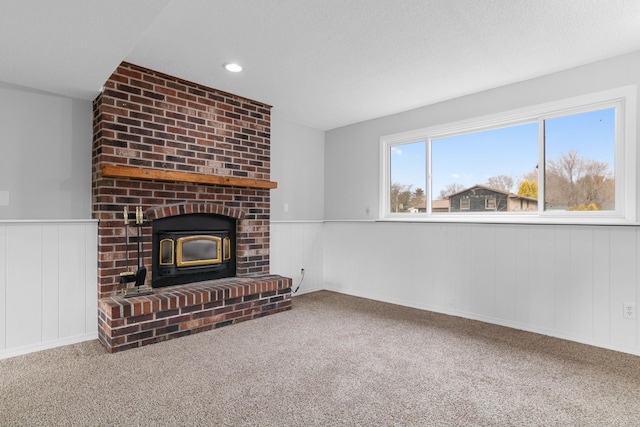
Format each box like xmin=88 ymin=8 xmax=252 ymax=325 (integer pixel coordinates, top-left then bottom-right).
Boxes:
xmin=92 ymin=62 xmax=291 ymax=352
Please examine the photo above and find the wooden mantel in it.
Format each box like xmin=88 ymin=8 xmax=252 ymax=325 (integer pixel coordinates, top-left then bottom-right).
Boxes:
xmin=101 ymin=165 xmax=278 ymax=190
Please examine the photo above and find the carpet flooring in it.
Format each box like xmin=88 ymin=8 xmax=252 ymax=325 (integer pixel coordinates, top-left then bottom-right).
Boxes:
xmin=1 ymin=290 xmax=640 ymax=426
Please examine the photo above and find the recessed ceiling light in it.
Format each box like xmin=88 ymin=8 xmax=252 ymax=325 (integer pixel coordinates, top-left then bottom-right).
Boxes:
xmin=223 ymin=62 xmax=243 ymax=73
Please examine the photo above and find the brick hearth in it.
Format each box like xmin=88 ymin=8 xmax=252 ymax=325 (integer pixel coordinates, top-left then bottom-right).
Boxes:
xmin=98 ymin=275 xmax=291 ymax=353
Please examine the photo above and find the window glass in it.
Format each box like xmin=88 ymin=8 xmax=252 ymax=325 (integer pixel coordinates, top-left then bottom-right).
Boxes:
xmin=431 ymin=123 xmax=538 ymax=213
xmin=389 ymin=141 xmax=426 ymax=213
xmin=544 ymin=108 xmax=615 ymax=211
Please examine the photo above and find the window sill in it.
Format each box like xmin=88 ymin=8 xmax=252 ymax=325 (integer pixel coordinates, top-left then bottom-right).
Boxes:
xmin=378 ymin=214 xmax=639 ymax=226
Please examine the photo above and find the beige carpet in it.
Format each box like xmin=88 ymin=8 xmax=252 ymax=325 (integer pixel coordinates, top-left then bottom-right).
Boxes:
xmin=1 ymin=290 xmax=640 ymax=426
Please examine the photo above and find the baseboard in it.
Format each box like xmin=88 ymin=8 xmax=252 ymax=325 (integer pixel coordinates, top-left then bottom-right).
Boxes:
xmin=0 ymin=332 xmax=99 ymax=360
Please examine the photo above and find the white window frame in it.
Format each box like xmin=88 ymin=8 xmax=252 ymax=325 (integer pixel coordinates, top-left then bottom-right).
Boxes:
xmin=380 ymin=86 xmax=637 ymax=225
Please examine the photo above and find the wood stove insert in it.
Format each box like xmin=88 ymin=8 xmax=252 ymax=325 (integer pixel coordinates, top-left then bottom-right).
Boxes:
xmin=152 ymin=213 xmax=236 ymax=288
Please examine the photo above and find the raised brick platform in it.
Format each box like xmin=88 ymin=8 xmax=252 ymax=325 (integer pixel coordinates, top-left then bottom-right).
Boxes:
xmin=98 ymin=275 xmax=292 ymax=353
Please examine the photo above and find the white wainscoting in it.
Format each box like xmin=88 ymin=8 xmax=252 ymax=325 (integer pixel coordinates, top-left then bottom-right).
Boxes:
xmin=0 ymin=220 xmax=98 ymax=359
xmin=270 ymin=221 xmax=324 ymax=296
xmin=4 ymin=219 xmax=639 ymax=358
xmin=323 ymin=221 xmax=640 ymax=356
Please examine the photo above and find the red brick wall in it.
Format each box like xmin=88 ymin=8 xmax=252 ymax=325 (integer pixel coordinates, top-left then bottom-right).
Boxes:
xmin=93 ymin=62 xmax=272 ymax=298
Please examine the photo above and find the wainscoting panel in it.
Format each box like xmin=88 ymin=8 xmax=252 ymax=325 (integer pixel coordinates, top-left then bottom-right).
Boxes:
xmin=568 ymin=227 xmax=595 ymax=339
xmin=493 ymin=225 xmax=518 ymax=322
xmin=609 ymin=228 xmax=637 ymax=346
xmin=593 ymin=228 xmax=612 ymax=342
xmin=270 ymin=221 xmax=324 ymax=295
xmin=59 ymin=223 xmax=95 ymax=339
xmin=0 ymin=225 xmax=6 ymax=351
xmin=6 ymin=224 xmax=43 ymax=349
xmin=42 ymin=225 xmax=60 ymax=343
xmin=0 ymin=221 xmax=98 ymax=359
xmin=323 ymin=221 xmax=640 ymax=356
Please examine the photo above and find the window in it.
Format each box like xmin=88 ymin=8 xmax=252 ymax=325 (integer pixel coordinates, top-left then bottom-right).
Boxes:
xmin=485 ymin=197 xmax=496 ymax=210
xmin=381 ymin=86 xmax=636 ymax=224
xmin=460 ymin=197 xmax=470 ymax=210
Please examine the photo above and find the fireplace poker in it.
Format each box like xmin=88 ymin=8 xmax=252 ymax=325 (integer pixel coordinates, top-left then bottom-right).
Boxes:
xmin=124 ymin=206 xmax=130 ymax=272
xmin=119 ymin=206 xmax=135 ymax=284
xmin=136 ymin=206 xmax=141 ymax=268
xmin=134 ymin=206 xmax=147 ymax=287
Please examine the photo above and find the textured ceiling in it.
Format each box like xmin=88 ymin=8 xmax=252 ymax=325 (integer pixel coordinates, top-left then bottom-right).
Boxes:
xmin=2 ymin=0 xmax=640 ymax=130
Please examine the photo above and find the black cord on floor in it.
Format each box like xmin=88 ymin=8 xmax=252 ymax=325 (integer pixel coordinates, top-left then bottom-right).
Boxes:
xmin=292 ymin=269 xmax=305 ymax=294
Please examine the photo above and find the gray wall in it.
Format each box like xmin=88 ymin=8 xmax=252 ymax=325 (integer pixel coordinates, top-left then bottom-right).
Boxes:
xmin=269 ymin=110 xmax=325 ymax=296
xmin=0 ymin=82 xmax=92 ymax=219
xmin=270 ymin=109 xmax=325 ymax=221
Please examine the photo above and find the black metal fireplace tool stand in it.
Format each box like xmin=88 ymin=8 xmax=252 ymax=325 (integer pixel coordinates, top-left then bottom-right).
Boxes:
xmin=120 ymin=206 xmax=153 ymax=298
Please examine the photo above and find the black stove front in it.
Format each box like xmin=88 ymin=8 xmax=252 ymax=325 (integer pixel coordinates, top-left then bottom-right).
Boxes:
xmin=151 ymin=213 xmax=236 ymax=288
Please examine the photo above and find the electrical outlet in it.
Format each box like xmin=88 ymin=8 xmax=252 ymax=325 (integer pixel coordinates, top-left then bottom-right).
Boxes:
xmin=623 ymin=302 xmax=636 ymax=319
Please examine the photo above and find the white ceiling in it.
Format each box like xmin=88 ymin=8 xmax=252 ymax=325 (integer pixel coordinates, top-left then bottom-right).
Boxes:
xmin=2 ymin=0 xmax=640 ymax=130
